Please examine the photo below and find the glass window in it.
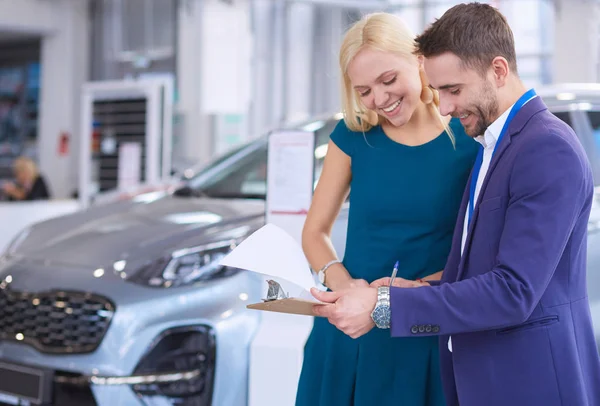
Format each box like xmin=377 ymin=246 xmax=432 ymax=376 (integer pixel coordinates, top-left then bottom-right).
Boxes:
xmin=553 ymin=110 xmax=600 ymax=186
xmin=182 ymin=118 xmax=342 ymax=200
xmin=585 ymin=111 xmax=600 ymax=185
xmin=552 ymin=111 xmax=572 ymax=127
xmin=185 ymin=141 xmax=268 ymax=199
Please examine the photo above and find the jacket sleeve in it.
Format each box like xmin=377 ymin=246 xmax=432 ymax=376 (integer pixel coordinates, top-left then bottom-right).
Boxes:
xmin=390 ymin=130 xmax=591 ymax=337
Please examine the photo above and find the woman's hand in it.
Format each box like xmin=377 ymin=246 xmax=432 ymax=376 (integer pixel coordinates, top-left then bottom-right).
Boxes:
xmin=370 ymin=277 xmax=429 ymax=288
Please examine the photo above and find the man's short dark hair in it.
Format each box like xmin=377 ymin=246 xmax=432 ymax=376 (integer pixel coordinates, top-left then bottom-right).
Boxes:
xmin=414 ymin=2 xmax=518 ymax=76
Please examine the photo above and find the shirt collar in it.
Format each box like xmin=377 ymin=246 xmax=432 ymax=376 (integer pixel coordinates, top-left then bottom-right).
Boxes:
xmin=473 ymin=91 xmax=536 ymax=149
xmin=474 ymin=102 xmax=514 ymax=149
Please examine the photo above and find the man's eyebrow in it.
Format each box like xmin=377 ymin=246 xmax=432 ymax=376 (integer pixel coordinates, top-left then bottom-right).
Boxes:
xmin=434 ymin=83 xmax=462 ymax=90
xmin=353 ymin=70 xmax=395 ymax=89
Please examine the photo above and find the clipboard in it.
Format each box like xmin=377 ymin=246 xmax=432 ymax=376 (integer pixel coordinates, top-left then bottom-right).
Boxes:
xmin=246 ymin=279 xmax=324 ymax=317
xmin=247 ymin=298 xmax=321 ymax=316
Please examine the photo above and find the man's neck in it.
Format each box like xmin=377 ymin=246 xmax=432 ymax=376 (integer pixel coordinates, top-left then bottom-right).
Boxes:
xmin=491 ymin=79 xmax=528 ymax=124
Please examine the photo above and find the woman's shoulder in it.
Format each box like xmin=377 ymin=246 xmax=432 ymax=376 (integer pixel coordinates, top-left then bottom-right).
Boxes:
xmin=330 ymin=119 xmax=379 ymax=156
xmin=332 ymin=118 xmax=380 ymax=136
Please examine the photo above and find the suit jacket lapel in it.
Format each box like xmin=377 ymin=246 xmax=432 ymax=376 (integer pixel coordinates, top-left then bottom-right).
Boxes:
xmin=444 ymin=174 xmax=471 ymax=283
xmin=456 ymin=96 xmax=548 ymax=280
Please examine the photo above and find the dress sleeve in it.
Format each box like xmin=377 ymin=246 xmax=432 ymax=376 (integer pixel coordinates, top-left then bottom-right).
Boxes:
xmin=329 ymin=120 xmax=356 ymax=157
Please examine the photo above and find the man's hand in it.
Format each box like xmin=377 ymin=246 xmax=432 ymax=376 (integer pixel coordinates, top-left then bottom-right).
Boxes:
xmin=311 ymin=286 xmax=377 ymax=339
xmin=370 ymin=277 xmax=429 ymax=288
xmin=336 ymin=278 xmax=369 ymax=290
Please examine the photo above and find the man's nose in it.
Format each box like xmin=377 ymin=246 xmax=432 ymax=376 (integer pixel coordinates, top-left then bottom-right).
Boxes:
xmin=438 ymin=95 xmax=454 ymax=117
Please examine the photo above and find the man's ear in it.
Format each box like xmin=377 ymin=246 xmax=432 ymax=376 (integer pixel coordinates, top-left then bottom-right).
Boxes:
xmin=491 ymin=56 xmax=510 ymax=86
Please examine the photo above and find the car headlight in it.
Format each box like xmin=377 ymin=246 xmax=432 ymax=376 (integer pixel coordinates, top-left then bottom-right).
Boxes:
xmin=125 ymin=240 xmax=241 ymax=288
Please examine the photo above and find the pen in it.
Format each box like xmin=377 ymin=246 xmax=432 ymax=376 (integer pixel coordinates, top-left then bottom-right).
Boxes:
xmin=389 ymin=261 xmax=399 ymax=288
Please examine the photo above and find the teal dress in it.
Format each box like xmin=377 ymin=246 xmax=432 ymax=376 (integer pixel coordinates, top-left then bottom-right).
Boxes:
xmin=296 ymin=118 xmax=478 ymax=406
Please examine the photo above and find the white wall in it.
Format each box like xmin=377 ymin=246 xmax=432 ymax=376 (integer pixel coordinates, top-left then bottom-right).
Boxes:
xmin=553 ymin=0 xmax=599 ymax=83
xmin=0 ymin=0 xmax=90 ymax=198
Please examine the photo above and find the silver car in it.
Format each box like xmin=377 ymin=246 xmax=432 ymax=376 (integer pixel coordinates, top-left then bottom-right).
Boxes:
xmin=0 ymin=86 xmax=598 ymax=406
xmin=0 ymin=118 xmax=340 ymax=406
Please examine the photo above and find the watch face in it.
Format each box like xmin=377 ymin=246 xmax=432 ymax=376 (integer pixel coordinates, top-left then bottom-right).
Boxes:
xmin=372 ymin=305 xmax=391 ymax=329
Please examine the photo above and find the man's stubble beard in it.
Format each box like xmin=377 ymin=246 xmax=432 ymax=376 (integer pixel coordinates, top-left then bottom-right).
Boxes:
xmin=470 ymin=81 xmax=499 ymax=138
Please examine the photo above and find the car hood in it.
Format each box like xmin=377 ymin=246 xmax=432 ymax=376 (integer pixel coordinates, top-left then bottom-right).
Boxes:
xmin=10 ymin=195 xmax=266 ymax=269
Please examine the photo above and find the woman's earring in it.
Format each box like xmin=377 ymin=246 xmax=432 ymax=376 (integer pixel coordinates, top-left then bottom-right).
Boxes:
xmin=419 ymin=68 xmax=434 ymax=105
xmin=421 ymin=86 xmax=434 ymax=104
xmin=432 ymin=88 xmax=440 ymax=106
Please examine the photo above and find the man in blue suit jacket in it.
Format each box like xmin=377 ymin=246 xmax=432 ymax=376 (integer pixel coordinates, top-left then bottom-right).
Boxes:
xmin=312 ymin=3 xmax=600 ymax=406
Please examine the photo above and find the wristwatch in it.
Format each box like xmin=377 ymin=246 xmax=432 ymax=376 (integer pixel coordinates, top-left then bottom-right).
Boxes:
xmin=371 ymin=286 xmax=391 ymax=329
xmin=316 ymin=259 xmax=341 ymax=286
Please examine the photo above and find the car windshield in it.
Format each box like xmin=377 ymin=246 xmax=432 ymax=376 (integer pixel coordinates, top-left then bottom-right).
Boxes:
xmin=178 ymin=118 xmax=339 ymax=199
xmin=178 ymin=107 xmax=600 ymax=201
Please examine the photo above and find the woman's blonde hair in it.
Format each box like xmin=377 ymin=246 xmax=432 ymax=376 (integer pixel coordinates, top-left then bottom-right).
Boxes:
xmin=339 ymin=13 xmax=450 ymax=139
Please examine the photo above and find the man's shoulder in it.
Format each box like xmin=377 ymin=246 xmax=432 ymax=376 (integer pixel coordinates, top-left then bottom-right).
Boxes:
xmin=513 ymin=110 xmax=592 ymax=184
xmin=517 ymin=110 xmax=584 ymax=157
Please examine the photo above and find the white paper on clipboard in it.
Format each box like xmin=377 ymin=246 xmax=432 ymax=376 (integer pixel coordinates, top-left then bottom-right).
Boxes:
xmin=219 ymin=224 xmax=320 ymax=303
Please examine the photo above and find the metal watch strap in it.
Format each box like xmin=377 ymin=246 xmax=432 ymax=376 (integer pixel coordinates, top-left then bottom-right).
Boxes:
xmin=317 ymin=259 xmax=341 ymax=285
xmin=377 ymin=286 xmax=390 ymax=303
xmin=371 ymin=286 xmax=391 ymax=329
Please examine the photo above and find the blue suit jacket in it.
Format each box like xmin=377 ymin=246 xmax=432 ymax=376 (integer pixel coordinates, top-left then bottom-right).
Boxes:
xmin=390 ymin=96 xmax=600 ymax=406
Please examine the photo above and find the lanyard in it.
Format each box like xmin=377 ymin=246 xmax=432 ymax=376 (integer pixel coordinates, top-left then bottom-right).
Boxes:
xmin=467 ymin=89 xmax=537 ymax=225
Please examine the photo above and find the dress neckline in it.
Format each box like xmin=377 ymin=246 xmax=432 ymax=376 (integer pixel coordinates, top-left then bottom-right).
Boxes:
xmin=377 ymin=119 xmax=454 ymax=148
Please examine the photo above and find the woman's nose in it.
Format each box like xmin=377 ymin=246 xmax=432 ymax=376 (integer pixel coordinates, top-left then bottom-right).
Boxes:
xmin=373 ymin=89 xmax=389 ymax=109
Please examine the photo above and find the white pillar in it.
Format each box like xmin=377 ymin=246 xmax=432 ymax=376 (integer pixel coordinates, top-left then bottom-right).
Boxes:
xmin=285 ymin=3 xmax=315 ymax=123
xmin=270 ymin=1 xmax=288 ymax=127
xmin=176 ymin=0 xmax=208 ymax=166
xmin=249 ymin=0 xmax=277 ymax=139
xmin=39 ymin=0 xmax=90 ymax=199
xmin=311 ymin=7 xmax=344 ymax=116
xmin=177 ymin=0 xmax=252 ymax=165
xmin=553 ymin=0 xmax=599 ymax=83
xmin=0 ymin=0 xmax=90 ymax=199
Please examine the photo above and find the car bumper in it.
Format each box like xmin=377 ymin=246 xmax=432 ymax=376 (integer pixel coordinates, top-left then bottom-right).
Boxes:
xmin=0 ymin=270 xmax=263 ymax=405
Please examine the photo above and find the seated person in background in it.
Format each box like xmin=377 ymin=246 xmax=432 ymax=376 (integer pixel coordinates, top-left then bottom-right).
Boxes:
xmin=2 ymin=156 xmax=50 ymax=201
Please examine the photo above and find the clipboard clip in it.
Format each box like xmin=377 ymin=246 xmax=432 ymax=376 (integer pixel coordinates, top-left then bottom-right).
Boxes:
xmin=263 ymin=279 xmax=289 ymax=302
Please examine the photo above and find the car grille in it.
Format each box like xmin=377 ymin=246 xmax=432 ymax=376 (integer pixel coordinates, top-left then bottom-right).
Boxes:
xmin=0 ymin=290 xmax=115 ymax=354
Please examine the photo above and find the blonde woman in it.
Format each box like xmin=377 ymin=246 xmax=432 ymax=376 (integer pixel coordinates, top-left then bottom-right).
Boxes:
xmin=2 ymin=156 xmax=50 ymax=201
xmin=296 ymin=13 xmax=478 ymax=406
